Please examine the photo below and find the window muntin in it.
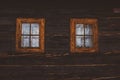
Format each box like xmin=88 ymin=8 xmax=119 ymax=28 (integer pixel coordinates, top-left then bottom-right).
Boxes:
xmin=21 ymin=23 xmax=40 ymax=48
xmin=16 ymin=18 xmax=45 ymax=53
xmin=75 ymin=24 xmax=93 ymax=48
xmin=70 ymin=19 xmax=98 ymax=53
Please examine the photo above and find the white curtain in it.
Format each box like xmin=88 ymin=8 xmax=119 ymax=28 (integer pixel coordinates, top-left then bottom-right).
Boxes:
xmin=31 ymin=23 xmax=39 ymax=35
xmin=21 ymin=36 xmax=30 ymax=47
xmin=22 ymin=23 xmax=30 ymax=34
xmin=21 ymin=23 xmax=39 ymax=47
xmin=76 ymin=24 xmax=84 ymax=35
xmin=76 ymin=36 xmax=84 ymax=47
xmin=31 ymin=36 xmax=39 ymax=47
xmin=76 ymin=24 xmax=93 ymax=48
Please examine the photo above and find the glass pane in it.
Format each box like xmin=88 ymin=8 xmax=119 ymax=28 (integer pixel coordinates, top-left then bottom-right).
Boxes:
xmin=22 ymin=23 xmax=30 ymax=34
xmin=76 ymin=36 xmax=84 ymax=47
xmin=85 ymin=36 xmax=92 ymax=48
xmin=76 ymin=24 xmax=84 ymax=35
xmin=85 ymin=24 xmax=92 ymax=35
xmin=31 ymin=36 xmax=39 ymax=47
xmin=31 ymin=23 xmax=39 ymax=35
xmin=21 ymin=36 xmax=30 ymax=47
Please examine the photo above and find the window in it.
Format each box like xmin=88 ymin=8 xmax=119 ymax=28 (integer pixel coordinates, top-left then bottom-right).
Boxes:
xmin=70 ymin=18 xmax=98 ymax=53
xmin=16 ymin=18 xmax=45 ymax=53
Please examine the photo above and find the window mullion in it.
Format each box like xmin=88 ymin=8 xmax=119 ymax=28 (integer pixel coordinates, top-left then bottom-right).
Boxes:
xmin=84 ymin=24 xmax=86 ymax=47
xmin=30 ymin=23 xmax=31 ymax=47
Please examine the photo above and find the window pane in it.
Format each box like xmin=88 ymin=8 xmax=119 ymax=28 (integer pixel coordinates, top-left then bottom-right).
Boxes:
xmin=22 ymin=23 xmax=30 ymax=34
xmin=31 ymin=23 xmax=39 ymax=35
xmin=21 ymin=36 xmax=30 ymax=47
xmin=85 ymin=36 xmax=92 ymax=48
xmin=31 ymin=36 xmax=39 ymax=47
xmin=76 ymin=36 xmax=84 ymax=47
xmin=76 ymin=24 xmax=84 ymax=35
xmin=85 ymin=24 xmax=92 ymax=35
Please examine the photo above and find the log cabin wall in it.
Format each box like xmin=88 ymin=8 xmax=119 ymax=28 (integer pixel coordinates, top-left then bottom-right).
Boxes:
xmin=0 ymin=1 xmax=119 ymax=56
xmin=0 ymin=1 xmax=120 ymax=80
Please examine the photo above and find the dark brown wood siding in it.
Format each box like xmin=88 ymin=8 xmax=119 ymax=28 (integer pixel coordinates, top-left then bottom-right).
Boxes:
xmin=0 ymin=1 xmax=120 ymax=80
xmin=0 ymin=7 xmax=120 ymax=55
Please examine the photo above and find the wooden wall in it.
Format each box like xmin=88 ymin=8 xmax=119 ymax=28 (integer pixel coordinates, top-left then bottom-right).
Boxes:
xmin=0 ymin=1 xmax=120 ymax=80
xmin=0 ymin=7 xmax=120 ymax=56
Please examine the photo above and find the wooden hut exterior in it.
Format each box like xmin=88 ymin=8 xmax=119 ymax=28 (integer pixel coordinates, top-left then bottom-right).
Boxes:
xmin=0 ymin=0 xmax=120 ymax=80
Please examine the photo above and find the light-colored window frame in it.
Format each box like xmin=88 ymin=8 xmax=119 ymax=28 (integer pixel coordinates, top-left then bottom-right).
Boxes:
xmin=16 ymin=18 xmax=45 ymax=53
xmin=70 ymin=18 xmax=98 ymax=53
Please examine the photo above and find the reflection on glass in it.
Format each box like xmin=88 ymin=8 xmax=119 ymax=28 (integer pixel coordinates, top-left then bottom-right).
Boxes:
xmin=85 ymin=36 xmax=92 ymax=48
xmin=21 ymin=36 xmax=30 ymax=47
xmin=31 ymin=36 xmax=39 ymax=47
xmin=31 ymin=23 xmax=39 ymax=35
xmin=76 ymin=24 xmax=84 ymax=35
xmin=85 ymin=24 xmax=92 ymax=35
xmin=22 ymin=23 xmax=30 ymax=34
xmin=76 ymin=36 xmax=84 ymax=47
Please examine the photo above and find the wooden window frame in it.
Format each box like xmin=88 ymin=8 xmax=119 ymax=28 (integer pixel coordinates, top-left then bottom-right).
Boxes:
xmin=70 ymin=18 xmax=98 ymax=53
xmin=16 ymin=18 xmax=45 ymax=53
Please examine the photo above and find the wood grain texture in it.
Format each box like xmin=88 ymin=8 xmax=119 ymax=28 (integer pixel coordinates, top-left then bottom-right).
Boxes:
xmin=0 ymin=8 xmax=119 ymax=55
xmin=0 ymin=1 xmax=119 ymax=80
